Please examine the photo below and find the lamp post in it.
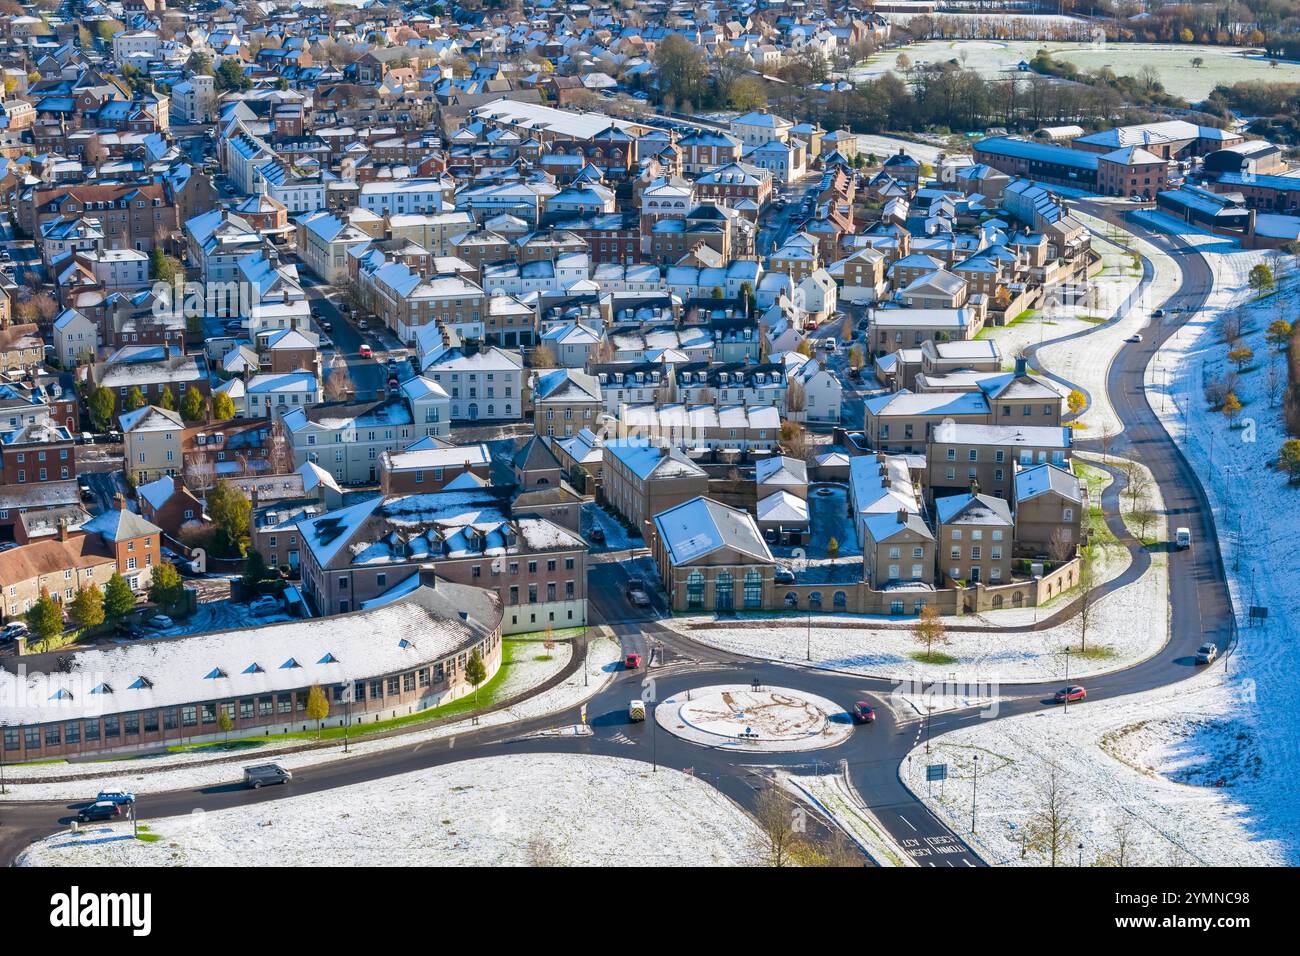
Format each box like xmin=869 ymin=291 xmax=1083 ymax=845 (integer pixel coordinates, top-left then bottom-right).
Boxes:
xmin=1078 ymin=841 xmax=1084 ymax=867
xmin=341 ymin=683 xmax=353 ymax=754
xmin=1063 ymin=646 xmax=1071 ymax=715
xmin=805 ymin=601 xmax=812 ymax=661
xmin=0 ymin=720 xmax=7 ymax=795
xmin=970 ymin=753 xmax=980 ymax=834
xmin=583 ymin=623 xmax=589 ymax=687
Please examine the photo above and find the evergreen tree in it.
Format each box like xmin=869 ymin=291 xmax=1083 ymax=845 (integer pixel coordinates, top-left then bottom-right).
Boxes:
xmin=125 ymin=387 xmax=147 ymax=411
xmin=212 ymin=391 xmax=237 ymax=420
xmin=465 ymin=648 xmax=487 ymax=704
xmin=148 ymin=562 xmax=184 ymax=611
xmin=181 ymin=386 xmax=207 ymax=422
xmin=89 ymin=386 xmax=116 ymax=431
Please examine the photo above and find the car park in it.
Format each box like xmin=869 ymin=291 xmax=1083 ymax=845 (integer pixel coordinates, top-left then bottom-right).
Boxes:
xmin=1195 ymin=642 xmax=1218 ymax=665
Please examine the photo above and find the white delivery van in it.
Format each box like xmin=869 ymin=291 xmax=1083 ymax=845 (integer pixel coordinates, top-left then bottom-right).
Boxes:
xmin=1175 ymin=527 xmax=1191 ymax=550
xmin=628 ymin=699 xmax=646 ymax=722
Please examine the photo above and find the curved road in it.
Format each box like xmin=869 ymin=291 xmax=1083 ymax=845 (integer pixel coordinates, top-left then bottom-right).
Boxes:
xmin=0 ymin=206 xmax=1237 ymax=868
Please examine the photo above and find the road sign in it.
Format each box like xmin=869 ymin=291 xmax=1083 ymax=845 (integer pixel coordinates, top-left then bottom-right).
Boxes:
xmin=926 ymin=764 xmax=948 ymax=782
xmin=580 ymin=704 xmax=587 ymax=725
xmin=1249 ymin=606 xmax=1268 ymax=621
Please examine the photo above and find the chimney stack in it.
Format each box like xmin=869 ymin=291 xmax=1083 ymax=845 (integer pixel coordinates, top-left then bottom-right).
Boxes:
xmin=1015 ymin=355 xmax=1027 ymax=377
xmin=419 ymin=563 xmax=438 ymax=590
xmin=896 ymin=508 xmax=907 ymax=524
xmin=57 ymin=518 xmax=69 ymax=542
xmin=114 ymin=492 xmax=126 ymax=512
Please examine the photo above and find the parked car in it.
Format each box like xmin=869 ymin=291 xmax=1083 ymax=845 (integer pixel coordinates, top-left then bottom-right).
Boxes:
xmin=624 ymin=652 xmax=642 ymax=669
xmin=96 ymin=790 xmax=135 ymax=805
xmin=774 ymin=567 xmax=796 ymax=584
xmin=1195 ymin=642 xmax=1218 ymax=665
xmin=357 ymin=318 xmax=369 ymax=330
xmin=1152 ymin=309 xmax=1165 ymax=318
xmin=851 ymin=702 xmax=876 ymax=724
xmin=359 ymin=344 xmax=373 ymax=359
xmin=250 ymin=596 xmax=281 ymax=617
xmin=1 ymin=621 xmax=28 ymax=641
xmin=79 ymin=481 xmax=93 ymax=501
xmin=145 ymin=614 xmax=173 ymax=629
xmin=77 ymin=801 xmax=123 ymax=823
xmin=319 ymin=320 xmax=332 ymax=332
xmin=627 ymin=584 xmax=651 ymax=608
xmin=244 ymin=764 xmax=292 ymax=789
xmin=589 ymin=526 xmax=605 ymax=544
xmin=1054 ymin=685 xmax=1087 ymax=703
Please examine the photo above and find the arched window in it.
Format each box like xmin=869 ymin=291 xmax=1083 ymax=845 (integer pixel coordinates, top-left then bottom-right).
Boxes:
xmin=809 ymin=591 xmax=823 ymax=610
xmin=686 ymin=571 xmax=705 ymax=610
xmin=715 ymin=570 xmax=733 ymax=611
xmin=833 ymin=591 xmax=847 ymax=610
xmin=744 ymin=569 xmax=762 ymax=609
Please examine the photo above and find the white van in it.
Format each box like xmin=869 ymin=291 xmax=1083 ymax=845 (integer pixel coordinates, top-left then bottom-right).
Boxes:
xmin=1175 ymin=527 xmax=1191 ymax=550
xmin=628 ymin=700 xmax=646 ymax=722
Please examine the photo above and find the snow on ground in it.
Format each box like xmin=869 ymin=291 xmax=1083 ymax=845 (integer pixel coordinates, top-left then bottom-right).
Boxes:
xmin=782 ymin=771 xmax=916 ymax=867
xmin=900 ymin=663 xmax=1285 ymax=867
xmin=670 ymin=450 xmax=1167 ymax=684
xmin=980 ymin=229 xmax=1139 ymax=374
xmin=1139 ymin=224 xmax=1300 ymax=863
xmin=1 ymin=634 xmax=622 ymax=802
xmin=1034 ymin=208 xmax=1178 ymax=436
xmin=853 ymin=134 xmax=945 ymax=166
xmin=581 ymin=501 xmax=638 ymax=552
xmin=665 ymin=551 xmax=1165 ymax=685
xmin=902 ymin=222 xmax=1300 ymax=867
xmin=850 ymin=40 xmax=1300 ymax=102
xmin=17 ymin=754 xmax=762 ymax=867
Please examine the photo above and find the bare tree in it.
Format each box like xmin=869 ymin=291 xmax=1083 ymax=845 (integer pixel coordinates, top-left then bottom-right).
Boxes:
xmin=1093 ymin=813 xmax=1137 ymax=868
xmin=1098 ymin=426 xmax=1116 ymax=463
xmin=751 ymin=787 xmax=803 ymax=867
xmin=1048 ymin=526 xmax=1076 ymax=564
xmin=324 ymin=360 xmax=355 ymax=402
xmin=185 ymin=459 xmax=218 ymax=498
xmin=1123 ymin=459 xmax=1152 ymax=511
xmin=1024 ymin=763 xmax=1078 ymax=867
xmin=1075 ymin=557 xmax=1097 ymax=652
xmin=1266 ymin=361 xmax=1284 ymax=408
xmin=785 ymin=378 xmax=807 ymax=413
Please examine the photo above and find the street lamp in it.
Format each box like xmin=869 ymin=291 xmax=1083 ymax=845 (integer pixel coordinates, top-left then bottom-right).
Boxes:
xmin=341 ymin=683 xmax=353 ymax=754
xmin=1078 ymin=841 xmax=1084 ymax=867
xmin=970 ymin=753 xmax=980 ymax=834
xmin=1063 ymin=646 xmax=1071 ymax=715
xmin=0 ymin=719 xmax=7 ymax=795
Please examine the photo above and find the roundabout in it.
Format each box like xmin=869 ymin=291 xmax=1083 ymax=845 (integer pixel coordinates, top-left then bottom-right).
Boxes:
xmin=654 ymin=684 xmax=854 ymax=752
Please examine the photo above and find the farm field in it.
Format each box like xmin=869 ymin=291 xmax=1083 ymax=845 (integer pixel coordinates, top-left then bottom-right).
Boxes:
xmin=851 ymin=40 xmax=1300 ymax=102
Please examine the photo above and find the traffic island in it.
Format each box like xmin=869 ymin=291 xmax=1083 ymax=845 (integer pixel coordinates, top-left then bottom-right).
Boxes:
xmin=655 ymin=684 xmax=854 ymax=752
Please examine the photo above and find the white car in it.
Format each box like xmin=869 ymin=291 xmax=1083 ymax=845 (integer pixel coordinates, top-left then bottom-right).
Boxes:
xmin=145 ymin=614 xmax=174 ymax=629
xmin=1125 ymin=333 xmax=1142 ymax=343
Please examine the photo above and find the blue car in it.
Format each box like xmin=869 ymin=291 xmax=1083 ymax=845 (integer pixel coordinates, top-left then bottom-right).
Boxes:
xmin=96 ymin=790 xmax=135 ymax=805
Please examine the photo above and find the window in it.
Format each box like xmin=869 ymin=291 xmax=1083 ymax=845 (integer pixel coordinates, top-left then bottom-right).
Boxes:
xmin=686 ymin=570 xmax=705 ymax=610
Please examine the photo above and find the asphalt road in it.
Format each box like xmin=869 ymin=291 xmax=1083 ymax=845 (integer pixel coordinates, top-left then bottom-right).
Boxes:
xmin=0 ymin=208 xmax=1237 ymax=868
xmin=301 ymin=282 xmax=387 ymax=402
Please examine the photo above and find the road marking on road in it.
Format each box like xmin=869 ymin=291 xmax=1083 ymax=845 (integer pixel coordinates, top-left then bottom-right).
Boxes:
xmin=897 ymin=813 xmax=918 ymax=832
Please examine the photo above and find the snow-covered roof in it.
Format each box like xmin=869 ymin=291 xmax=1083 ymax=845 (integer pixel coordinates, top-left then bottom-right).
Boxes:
xmin=653 ymin=496 xmax=773 ymax=567
xmin=0 ymin=583 xmax=501 ymax=724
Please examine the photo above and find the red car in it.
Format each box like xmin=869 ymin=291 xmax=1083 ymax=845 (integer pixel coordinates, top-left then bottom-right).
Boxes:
xmin=1054 ymin=685 xmax=1087 ymax=703
xmin=624 ymin=652 xmax=641 ymax=670
xmin=851 ymin=701 xmax=876 ymax=724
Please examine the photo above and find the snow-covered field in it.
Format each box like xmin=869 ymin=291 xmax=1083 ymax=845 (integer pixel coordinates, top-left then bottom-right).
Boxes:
xmin=900 ymin=664 xmax=1284 ymax=866
xmin=1 ymin=634 xmax=622 ymax=802
xmin=1142 ymin=227 xmax=1300 ymax=864
xmin=852 ymin=40 xmax=1300 ymax=102
xmin=905 ymin=218 xmax=1300 ymax=866
xmin=17 ymin=754 xmax=762 ymax=867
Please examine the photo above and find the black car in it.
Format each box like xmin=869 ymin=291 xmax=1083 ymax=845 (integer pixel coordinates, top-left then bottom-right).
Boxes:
xmin=77 ymin=801 xmax=123 ymax=823
xmin=774 ymin=567 xmax=796 ymax=584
